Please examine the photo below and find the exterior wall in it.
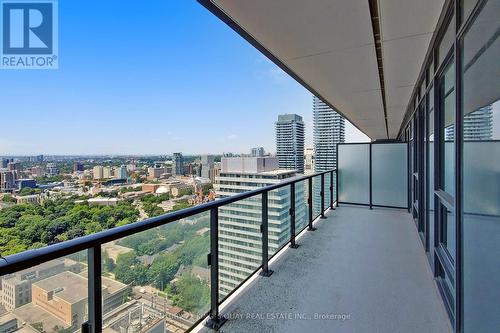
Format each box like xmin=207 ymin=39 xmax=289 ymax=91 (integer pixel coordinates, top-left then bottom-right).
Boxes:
xmin=173 ymin=153 xmax=184 ymax=176
xmin=221 ymin=157 xmax=278 ymax=174
xmin=276 ymin=114 xmax=305 ymax=173
xmin=313 ymin=96 xmax=345 ymax=172
xmin=31 ymin=284 xmax=73 ymax=325
xmin=215 ymin=167 xmax=304 ymax=296
xmin=0 ymin=260 xmax=74 ymax=311
xmin=201 ymin=155 xmax=215 ymax=179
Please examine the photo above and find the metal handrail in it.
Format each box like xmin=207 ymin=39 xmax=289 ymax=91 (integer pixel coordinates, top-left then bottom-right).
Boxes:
xmin=0 ymin=168 xmax=336 ymax=332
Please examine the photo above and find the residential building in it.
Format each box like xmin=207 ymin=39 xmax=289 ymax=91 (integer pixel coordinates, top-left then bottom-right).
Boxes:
xmin=31 ymin=166 xmax=43 ymax=177
xmin=209 ymin=162 xmax=221 ymax=184
xmin=313 ymin=96 xmax=345 ymax=209
xmin=93 ymin=166 xmax=104 ymax=180
xmin=250 ymin=147 xmax=265 ymax=157
xmin=115 ymin=165 xmax=127 ymax=180
xmin=45 ymin=163 xmax=58 ymax=176
xmin=304 ymin=147 xmax=315 ymax=175
xmin=313 ymin=96 xmax=345 ymax=172
xmin=1 ymin=159 xmax=9 ymax=168
xmin=0 ymin=170 xmax=17 ymax=192
xmin=7 ymin=162 xmax=18 ymax=171
xmin=201 ymin=155 xmax=215 ymax=179
xmin=276 ymin=114 xmax=305 ymax=173
xmin=103 ymin=167 xmax=113 ymax=179
xmin=215 ymin=157 xmax=304 ymax=297
xmin=173 ymin=153 xmax=184 ymax=176
xmin=148 ymin=166 xmax=166 ymax=180
xmin=445 ymin=105 xmax=493 ymax=141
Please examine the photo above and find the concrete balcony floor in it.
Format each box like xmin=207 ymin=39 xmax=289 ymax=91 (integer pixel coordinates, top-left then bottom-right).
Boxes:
xmin=215 ymin=205 xmax=452 ymax=333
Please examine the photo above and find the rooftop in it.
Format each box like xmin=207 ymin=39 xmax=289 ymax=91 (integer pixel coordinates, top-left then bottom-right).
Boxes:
xmin=33 ymin=271 xmax=87 ymax=304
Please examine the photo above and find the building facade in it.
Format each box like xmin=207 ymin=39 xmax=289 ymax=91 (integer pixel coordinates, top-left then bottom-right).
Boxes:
xmin=275 ymin=114 xmax=305 ymax=173
xmin=313 ymin=96 xmax=345 ymax=172
xmin=304 ymin=147 xmax=315 ymax=175
xmin=0 ymin=170 xmax=17 ymax=192
xmin=214 ymin=157 xmax=305 ymax=297
xmin=445 ymin=105 xmax=493 ymax=141
xmin=250 ymin=147 xmax=265 ymax=157
xmin=0 ymin=259 xmax=80 ymax=311
xmin=173 ymin=153 xmax=184 ymax=176
xmin=201 ymin=155 xmax=215 ymax=179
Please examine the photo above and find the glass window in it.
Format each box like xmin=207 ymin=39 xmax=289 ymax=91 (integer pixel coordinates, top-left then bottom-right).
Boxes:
xmin=461 ymin=0 xmax=500 ymax=331
xmin=462 ymin=0 xmax=478 ymax=24
xmin=439 ymin=15 xmax=455 ymax=65
xmin=428 ymin=58 xmax=435 ymax=85
xmin=441 ymin=61 xmax=455 ymax=196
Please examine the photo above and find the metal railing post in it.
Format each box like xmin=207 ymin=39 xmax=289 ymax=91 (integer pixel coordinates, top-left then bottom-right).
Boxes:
xmin=330 ymin=170 xmax=335 ymax=210
xmin=86 ymin=246 xmax=102 ymax=333
xmin=308 ymin=177 xmax=316 ymax=231
xmin=369 ymin=143 xmax=373 ymax=210
xmin=260 ymin=191 xmax=274 ymax=276
xmin=320 ymin=174 xmax=326 ymax=218
xmin=206 ymin=207 xmax=227 ymax=329
xmin=289 ymin=183 xmax=299 ymax=248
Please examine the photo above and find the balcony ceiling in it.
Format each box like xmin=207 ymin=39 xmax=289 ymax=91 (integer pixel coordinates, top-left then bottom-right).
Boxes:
xmin=201 ymin=0 xmax=445 ymax=139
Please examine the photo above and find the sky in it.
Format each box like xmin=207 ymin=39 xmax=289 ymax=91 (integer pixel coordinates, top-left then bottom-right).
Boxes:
xmin=0 ymin=0 xmax=369 ymax=156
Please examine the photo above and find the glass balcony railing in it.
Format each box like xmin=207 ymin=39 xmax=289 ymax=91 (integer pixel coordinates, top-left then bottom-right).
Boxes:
xmin=0 ymin=169 xmax=336 ymax=333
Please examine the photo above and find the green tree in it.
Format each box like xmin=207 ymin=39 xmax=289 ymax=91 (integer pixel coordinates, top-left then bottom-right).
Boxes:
xmin=168 ymin=272 xmax=210 ymax=313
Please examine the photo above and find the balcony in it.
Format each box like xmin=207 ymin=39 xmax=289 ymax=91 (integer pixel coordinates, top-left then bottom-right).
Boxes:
xmin=0 ymin=142 xmax=454 ymax=333
xmin=213 ymin=205 xmax=451 ymax=333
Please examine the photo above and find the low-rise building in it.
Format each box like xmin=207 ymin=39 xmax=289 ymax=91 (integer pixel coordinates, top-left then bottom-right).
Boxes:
xmin=87 ymin=198 xmax=119 ymax=206
xmin=0 ymin=259 xmax=81 ymax=311
xmin=14 ymin=194 xmax=46 ymax=205
xmin=31 ymin=271 xmax=129 ymax=330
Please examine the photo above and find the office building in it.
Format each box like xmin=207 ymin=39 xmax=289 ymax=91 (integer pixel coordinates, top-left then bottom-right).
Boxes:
xmin=276 ymin=114 xmax=305 ymax=173
xmin=31 ymin=271 xmax=129 ymax=330
xmin=215 ymin=157 xmax=304 ymax=297
xmin=36 ymin=155 xmax=44 ymax=163
xmin=0 ymin=259 xmax=80 ymax=311
xmin=250 ymin=147 xmax=265 ymax=157
xmin=201 ymin=155 xmax=215 ymax=179
xmin=173 ymin=153 xmax=184 ymax=176
xmin=17 ymin=179 xmax=36 ymax=190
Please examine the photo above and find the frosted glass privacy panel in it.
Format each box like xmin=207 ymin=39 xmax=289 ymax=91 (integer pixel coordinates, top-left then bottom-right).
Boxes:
xmin=372 ymin=143 xmax=408 ymax=207
xmin=338 ymin=144 xmax=370 ymax=204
